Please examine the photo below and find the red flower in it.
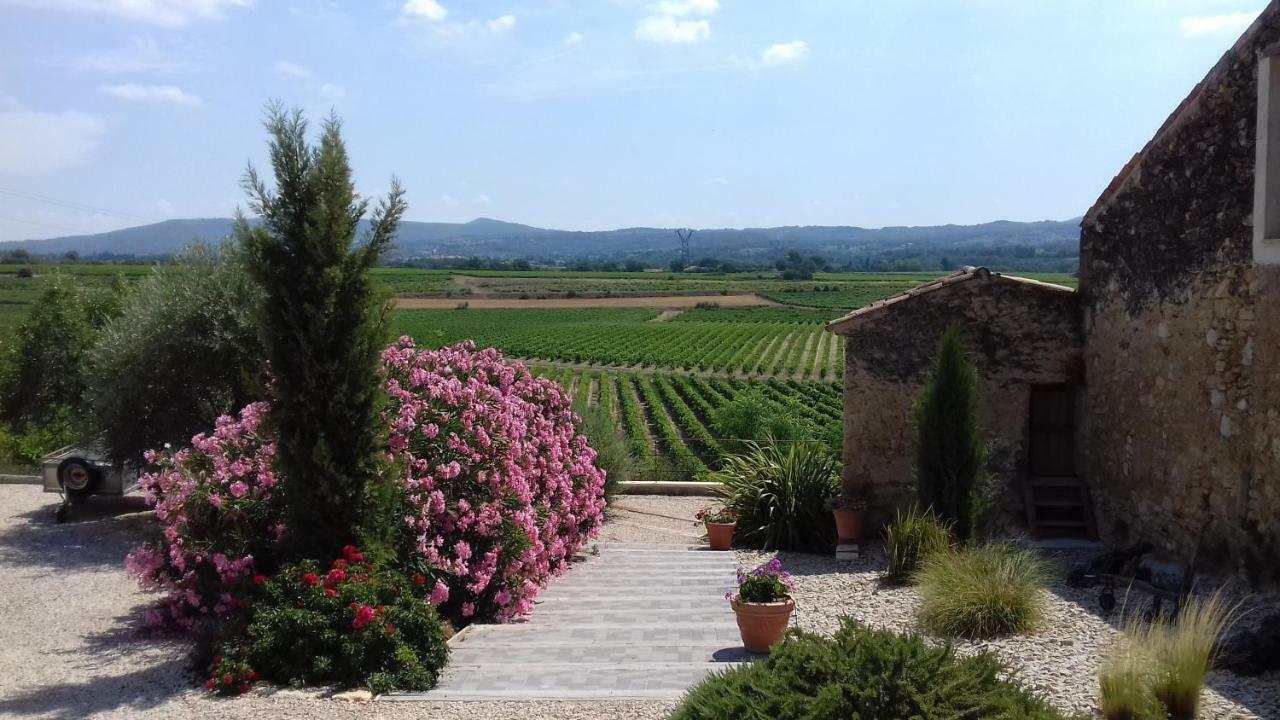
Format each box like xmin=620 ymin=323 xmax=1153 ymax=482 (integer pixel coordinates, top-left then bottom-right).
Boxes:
xmin=205 ymin=679 xmax=214 ymax=690
xmin=302 ymin=572 xmax=320 ymax=587
xmin=323 ymin=588 xmax=337 ymax=598
xmin=213 ymin=656 xmax=222 ymax=668
xmin=222 ymin=673 xmax=233 ymax=685
xmin=252 ymin=574 xmax=266 ymax=586
xmin=351 ymin=604 xmax=377 ymax=629
xmin=325 ymin=568 xmax=346 ymax=586
xmin=332 ymin=558 xmax=349 ymax=570
xmin=349 ymin=602 xmax=358 ymax=610
xmin=384 ymin=624 xmax=395 ymax=634
xmin=238 ymin=682 xmax=249 ymax=694
xmin=246 ymin=670 xmax=259 ymax=682
xmin=414 ymin=574 xmax=426 ymax=586
xmin=341 ymin=544 xmax=364 ymax=563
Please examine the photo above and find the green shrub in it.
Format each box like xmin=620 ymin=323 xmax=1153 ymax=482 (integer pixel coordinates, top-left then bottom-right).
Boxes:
xmin=219 ymin=548 xmax=449 ymax=695
xmin=914 ymin=325 xmax=985 ymax=541
xmin=713 ymin=441 xmax=838 ymax=552
xmin=238 ymin=106 xmax=406 ymax=561
xmin=884 ymin=507 xmax=951 ymax=583
xmin=572 ymin=401 xmax=635 ymax=501
xmin=916 ymin=543 xmax=1049 ymax=639
xmin=0 ymin=276 xmax=121 ymax=431
xmin=710 ymin=389 xmax=811 ymax=449
xmin=671 ymin=619 xmax=1071 ymax=720
xmin=86 ymin=242 xmax=264 ymax=465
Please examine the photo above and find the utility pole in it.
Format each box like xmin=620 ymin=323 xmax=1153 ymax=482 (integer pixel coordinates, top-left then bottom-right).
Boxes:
xmin=676 ymin=228 xmax=694 ymax=269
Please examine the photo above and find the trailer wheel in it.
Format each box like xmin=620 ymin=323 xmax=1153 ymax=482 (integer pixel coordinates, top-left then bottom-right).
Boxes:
xmin=58 ymin=458 xmax=100 ymax=499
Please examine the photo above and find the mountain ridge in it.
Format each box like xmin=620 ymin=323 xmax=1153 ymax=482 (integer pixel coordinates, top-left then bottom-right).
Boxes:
xmin=1 ymin=216 xmax=1082 ymax=270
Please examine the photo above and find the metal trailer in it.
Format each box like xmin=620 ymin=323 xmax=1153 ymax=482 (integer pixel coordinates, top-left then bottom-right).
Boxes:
xmin=41 ymin=446 xmax=137 ymax=523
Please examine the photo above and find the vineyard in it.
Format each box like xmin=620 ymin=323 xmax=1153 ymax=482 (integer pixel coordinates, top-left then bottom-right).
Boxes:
xmin=527 ymin=363 xmax=844 ymax=480
xmin=392 ymin=307 xmax=845 ymax=380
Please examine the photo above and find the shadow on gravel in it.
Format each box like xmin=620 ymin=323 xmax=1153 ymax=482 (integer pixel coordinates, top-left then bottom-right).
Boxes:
xmin=0 ymin=495 xmax=154 ymax=572
xmin=0 ymin=658 xmax=191 ymax=720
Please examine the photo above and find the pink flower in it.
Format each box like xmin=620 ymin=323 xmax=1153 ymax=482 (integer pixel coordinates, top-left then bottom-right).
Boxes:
xmin=228 ymin=481 xmax=249 ymax=498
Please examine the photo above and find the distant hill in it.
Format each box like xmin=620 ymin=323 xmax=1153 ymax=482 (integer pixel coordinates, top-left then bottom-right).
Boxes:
xmin=0 ymin=216 xmax=1082 ymax=271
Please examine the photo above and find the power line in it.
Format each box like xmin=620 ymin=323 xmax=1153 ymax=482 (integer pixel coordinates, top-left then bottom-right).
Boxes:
xmin=0 ymin=213 xmax=95 ymax=235
xmin=0 ymin=186 xmax=154 ymax=224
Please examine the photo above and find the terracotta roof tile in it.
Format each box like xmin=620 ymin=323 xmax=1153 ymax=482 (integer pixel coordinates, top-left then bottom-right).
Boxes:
xmin=824 ymin=266 xmax=1074 ymax=334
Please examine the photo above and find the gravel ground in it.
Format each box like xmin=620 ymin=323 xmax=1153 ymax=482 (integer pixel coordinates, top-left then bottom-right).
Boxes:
xmin=597 ymin=495 xmax=709 ymax=545
xmin=735 ymin=547 xmax=1280 ymax=720
xmin=0 ymin=486 xmax=695 ymax=719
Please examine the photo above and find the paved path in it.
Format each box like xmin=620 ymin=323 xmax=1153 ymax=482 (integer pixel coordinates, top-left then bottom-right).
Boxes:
xmin=388 ymin=543 xmax=748 ymax=701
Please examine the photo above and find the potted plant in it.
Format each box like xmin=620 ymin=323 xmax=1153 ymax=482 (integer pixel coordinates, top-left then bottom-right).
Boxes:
xmin=825 ymin=489 xmax=867 ymax=543
xmin=697 ymin=506 xmax=737 ymax=551
xmin=727 ymin=558 xmax=796 ymax=653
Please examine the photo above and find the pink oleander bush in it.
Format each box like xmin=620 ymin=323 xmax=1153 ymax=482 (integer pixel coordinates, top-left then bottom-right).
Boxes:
xmin=129 ymin=339 xmax=608 ymax=635
xmin=382 ymin=337 xmax=608 ymax=621
xmin=126 ymin=401 xmax=285 ymax=630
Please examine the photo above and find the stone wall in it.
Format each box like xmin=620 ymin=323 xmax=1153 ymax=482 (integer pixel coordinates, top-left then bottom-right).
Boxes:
xmin=1080 ymin=5 xmax=1280 ymax=583
xmin=832 ymin=274 xmax=1081 ymax=526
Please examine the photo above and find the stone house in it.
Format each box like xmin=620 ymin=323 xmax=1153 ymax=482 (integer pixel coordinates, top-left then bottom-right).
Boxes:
xmin=829 ymin=3 xmax=1280 ymax=582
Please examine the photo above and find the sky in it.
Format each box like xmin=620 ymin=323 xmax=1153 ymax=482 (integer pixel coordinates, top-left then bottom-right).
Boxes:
xmin=0 ymin=0 xmax=1272 ymax=242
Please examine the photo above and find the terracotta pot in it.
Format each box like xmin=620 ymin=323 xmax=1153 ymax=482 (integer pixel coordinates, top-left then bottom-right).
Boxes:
xmin=731 ymin=596 xmax=795 ymax=653
xmin=705 ymin=521 xmax=735 ymax=550
xmin=832 ymin=508 xmax=864 ymax=543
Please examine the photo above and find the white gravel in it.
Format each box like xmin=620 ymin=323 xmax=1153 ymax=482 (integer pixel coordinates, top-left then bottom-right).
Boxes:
xmin=734 ymin=547 xmax=1280 ymax=720
xmin=0 ymin=486 xmax=689 ymax=719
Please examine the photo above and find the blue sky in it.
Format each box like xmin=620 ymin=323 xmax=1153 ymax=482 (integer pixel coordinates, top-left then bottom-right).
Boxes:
xmin=0 ymin=0 xmax=1270 ymax=242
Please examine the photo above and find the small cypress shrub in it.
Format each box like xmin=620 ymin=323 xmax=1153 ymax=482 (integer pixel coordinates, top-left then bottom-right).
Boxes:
xmin=238 ymin=106 xmax=406 ymax=561
xmin=883 ymin=506 xmax=951 ymax=583
xmin=914 ymin=325 xmax=986 ymax=541
xmin=672 ymin=619 xmax=1070 ymax=720
xmin=915 ymin=543 xmax=1049 ymax=639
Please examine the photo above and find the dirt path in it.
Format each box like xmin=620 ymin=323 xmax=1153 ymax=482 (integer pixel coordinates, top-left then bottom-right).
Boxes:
xmin=394 ymin=294 xmax=775 ymax=310
xmin=793 ymin=329 xmax=817 ymax=381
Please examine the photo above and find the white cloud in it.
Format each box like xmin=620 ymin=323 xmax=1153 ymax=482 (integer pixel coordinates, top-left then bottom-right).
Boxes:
xmin=731 ymin=40 xmax=811 ymax=71
xmin=636 ymin=0 xmax=717 ymax=44
xmin=71 ymin=36 xmax=186 ymax=74
xmin=13 ymin=0 xmax=253 ymax=28
xmin=440 ymin=194 xmax=460 ymax=207
xmin=636 ymin=15 xmax=710 ymax=44
xmin=761 ymin=40 xmax=810 ymax=67
xmin=564 ymin=31 xmax=583 ymax=45
xmin=472 ymin=194 xmax=492 ymax=205
xmin=0 ymin=108 xmax=106 ymax=174
xmin=487 ymin=14 xmax=515 ymax=33
xmin=652 ymin=0 xmax=718 ymax=17
xmin=100 ymin=83 xmax=202 ymax=106
xmin=1179 ymin=11 xmax=1259 ymax=38
xmin=274 ymin=60 xmax=311 ymax=79
xmin=319 ymin=83 xmax=346 ymax=101
xmin=401 ymin=0 xmax=446 ymax=22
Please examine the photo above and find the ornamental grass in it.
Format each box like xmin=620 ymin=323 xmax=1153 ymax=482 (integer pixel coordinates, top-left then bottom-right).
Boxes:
xmin=915 ymin=543 xmax=1049 ymax=639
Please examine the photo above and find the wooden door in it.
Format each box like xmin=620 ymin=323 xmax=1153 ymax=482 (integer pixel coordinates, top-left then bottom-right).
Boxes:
xmin=1029 ymin=385 xmax=1075 ymax=477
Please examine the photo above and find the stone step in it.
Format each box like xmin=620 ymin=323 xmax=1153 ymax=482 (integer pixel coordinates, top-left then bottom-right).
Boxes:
xmin=449 ymin=643 xmax=753 ymax=666
xmin=546 ymin=576 xmax=736 ymax=590
xmin=391 ymin=663 xmax=747 ymax=700
xmin=540 ymin=579 xmax=737 ymax=591
xmin=571 ymin=557 xmax=738 ymax=568
xmin=532 ymin=596 xmax=735 ymax=613
xmin=458 ymin=623 xmax=743 ymax=646
xmin=514 ymin=609 xmax=737 ymax=626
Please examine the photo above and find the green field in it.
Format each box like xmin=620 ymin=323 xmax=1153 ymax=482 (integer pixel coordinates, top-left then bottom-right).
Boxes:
xmin=526 ymin=364 xmax=842 ymax=480
xmin=0 ymin=263 xmax=1076 ymax=480
xmin=392 ymin=307 xmax=844 ymax=381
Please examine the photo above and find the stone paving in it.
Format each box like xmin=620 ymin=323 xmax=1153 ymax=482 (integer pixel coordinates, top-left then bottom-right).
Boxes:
xmin=388 ymin=543 xmax=748 ymax=701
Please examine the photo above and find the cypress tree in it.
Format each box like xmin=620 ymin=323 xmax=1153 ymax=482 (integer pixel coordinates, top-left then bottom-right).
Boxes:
xmin=237 ymin=106 xmax=406 ymax=560
xmin=914 ymin=325 xmax=986 ymax=542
